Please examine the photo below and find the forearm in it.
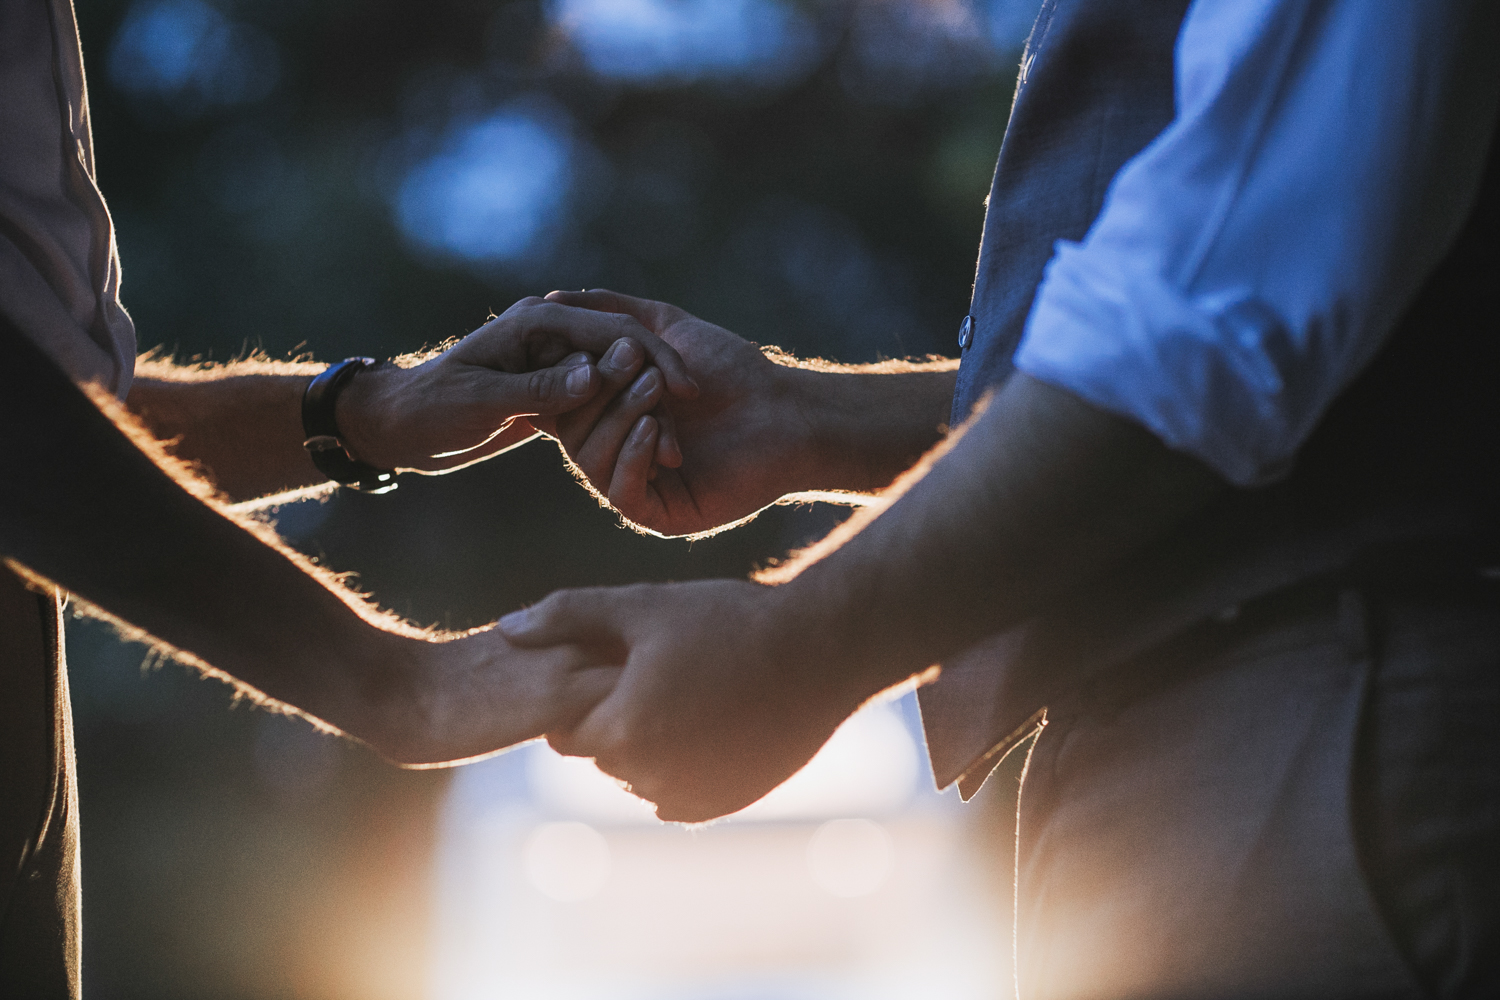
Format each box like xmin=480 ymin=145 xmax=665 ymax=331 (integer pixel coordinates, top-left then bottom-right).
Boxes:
xmin=777 ymin=359 xmax=959 ymax=495
xmin=127 ymin=360 xmax=325 ymax=502
xmin=766 ymin=373 xmax=1225 ymax=696
xmin=5 ymin=337 xmax=424 ymax=750
xmin=127 ymin=330 xmax=607 ymax=502
xmin=497 ymin=371 xmax=1222 ymax=822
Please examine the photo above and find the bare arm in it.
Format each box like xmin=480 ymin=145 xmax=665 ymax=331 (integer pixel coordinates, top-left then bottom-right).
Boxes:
xmin=1 ymin=319 xmax=615 ymax=765
xmin=502 ymin=373 xmax=1225 ymax=820
xmin=776 ymin=359 xmax=959 ymax=495
xmin=126 ymin=297 xmax=697 ymax=503
xmin=756 ymin=374 xmax=1224 ymax=676
xmin=126 ymin=360 xmax=326 ymax=501
xmin=540 ymin=290 xmax=958 ymax=536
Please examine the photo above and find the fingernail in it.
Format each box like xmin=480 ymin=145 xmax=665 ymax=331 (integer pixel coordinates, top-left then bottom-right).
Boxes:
xmin=605 ymin=339 xmax=641 ymax=370
xmin=630 ymin=369 xmax=660 ymax=398
xmin=499 ymin=609 xmax=530 ymax=634
xmin=563 ymin=352 xmax=591 ymax=367
xmin=631 ymin=416 xmax=655 ymax=444
xmin=566 ymin=365 xmax=592 ymax=395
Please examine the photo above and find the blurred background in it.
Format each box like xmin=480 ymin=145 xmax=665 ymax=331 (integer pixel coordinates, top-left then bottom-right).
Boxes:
xmin=67 ymin=0 xmax=1042 ymax=996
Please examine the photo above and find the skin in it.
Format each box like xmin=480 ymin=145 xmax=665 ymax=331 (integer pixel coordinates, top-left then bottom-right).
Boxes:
xmin=501 ymin=291 xmax=1226 ymax=822
xmin=540 ymin=290 xmax=961 ymax=536
xmin=125 ymin=296 xmax=697 ymax=503
xmin=0 ymin=299 xmax=696 ymax=765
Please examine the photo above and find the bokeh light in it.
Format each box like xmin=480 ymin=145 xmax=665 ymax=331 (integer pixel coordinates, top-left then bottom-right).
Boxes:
xmin=429 ymin=697 xmax=1008 ymax=1000
xmin=547 ymin=0 xmax=823 ymax=86
xmin=524 ymin=821 xmax=613 ymax=901
xmin=840 ymin=0 xmax=1003 ymax=103
xmin=107 ymin=0 xmax=279 ymax=111
xmin=396 ymin=103 xmax=578 ymax=266
xmin=806 ymin=818 xmax=894 ymax=898
xmin=527 ymin=699 xmax=920 ymax=824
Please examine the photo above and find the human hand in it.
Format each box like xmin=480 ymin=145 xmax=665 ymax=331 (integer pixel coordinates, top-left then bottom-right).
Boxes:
xmin=365 ymin=625 xmax=622 ymax=768
xmin=526 ymin=336 xmax=683 ymax=473
xmin=336 ymin=296 xmax=697 ymax=474
xmin=498 ymin=579 xmax=890 ymax=821
xmin=542 ymin=290 xmax=818 ymax=536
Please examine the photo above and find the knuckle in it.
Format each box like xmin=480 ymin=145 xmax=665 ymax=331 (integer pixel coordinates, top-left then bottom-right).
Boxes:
xmin=542 ymin=589 xmax=575 ymax=617
xmin=599 ymin=352 xmax=633 ymax=383
xmin=620 ymin=582 xmax=656 ymax=606
xmin=547 ymin=586 xmax=602 ymax=622
xmin=531 ymin=590 xmax=569 ymax=623
xmin=526 ymin=369 xmax=559 ymax=403
xmin=521 ymin=301 xmax=560 ymax=328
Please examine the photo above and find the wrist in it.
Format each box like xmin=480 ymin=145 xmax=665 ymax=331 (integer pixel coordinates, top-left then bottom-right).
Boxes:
xmin=332 ymin=361 xmax=404 ymax=470
xmin=776 ymin=365 xmax=950 ymax=494
xmin=754 ymin=572 xmax=924 ymax=711
xmin=332 ymin=630 xmax=441 ymax=763
xmin=765 ymin=364 xmax=829 ymax=491
xmin=775 ymin=366 xmax=883 ymax=493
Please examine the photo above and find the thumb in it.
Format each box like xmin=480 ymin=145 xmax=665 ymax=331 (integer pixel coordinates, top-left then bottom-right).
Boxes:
xmin=499 ymin=588 xmax=624 ymax=655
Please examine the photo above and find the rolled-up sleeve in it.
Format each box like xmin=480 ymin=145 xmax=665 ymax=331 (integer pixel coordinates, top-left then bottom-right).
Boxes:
xmin=1013 ymin=0 xmax=1500 ymax=486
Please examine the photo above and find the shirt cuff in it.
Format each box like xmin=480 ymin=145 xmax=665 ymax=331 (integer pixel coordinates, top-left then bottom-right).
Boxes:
xmin=1013 ymin=242 xmax=1330 ymax=488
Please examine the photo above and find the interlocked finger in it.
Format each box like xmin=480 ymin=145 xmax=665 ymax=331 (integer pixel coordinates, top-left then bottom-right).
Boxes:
xmin=572 ymin=367 xmax=667 ymax=488
xmin=519 ymin=300 xmax=695 ymax=397
xmin=652 ymin=404 xmax=681 ymax=468
xmin=552 ymin=338 xmax=647 ymax=452
xmin=608 ymin=415 xmax=659 ymax=510
xmin=460 ymin=299 xmax=696 ymax=398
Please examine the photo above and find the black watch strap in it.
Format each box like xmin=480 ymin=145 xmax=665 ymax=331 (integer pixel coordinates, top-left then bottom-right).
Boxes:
xmin=301 ymin=357 xmax=398 ymax=493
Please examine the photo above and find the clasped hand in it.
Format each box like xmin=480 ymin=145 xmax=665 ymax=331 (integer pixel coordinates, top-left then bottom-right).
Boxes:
xmin=499 ymin=578 xmax=875 ymax=823
xmin=394 ymin=290 xmax=895 ymax=818
xmin=489 ymin=290 xmax=900 ymax=822
xmin=334 ymin=295 xmax=699 ymax=474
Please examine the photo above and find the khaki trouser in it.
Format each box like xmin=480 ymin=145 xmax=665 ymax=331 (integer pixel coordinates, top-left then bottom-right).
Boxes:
xmin=1018 ymin=576 xmax=1500 ymax=1000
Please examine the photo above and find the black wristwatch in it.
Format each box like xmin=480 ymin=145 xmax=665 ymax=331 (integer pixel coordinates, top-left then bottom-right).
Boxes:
xmin=301 ymin=357 xmax=398 ymax=493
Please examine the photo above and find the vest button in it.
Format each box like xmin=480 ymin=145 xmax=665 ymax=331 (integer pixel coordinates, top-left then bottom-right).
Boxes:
xmin=958 ymin=314 xmax=974 ymax=350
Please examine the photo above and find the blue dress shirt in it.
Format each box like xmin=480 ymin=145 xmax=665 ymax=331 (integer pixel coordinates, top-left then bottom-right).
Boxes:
xmin=1012 ymin=0 xmax=1500 ymax=486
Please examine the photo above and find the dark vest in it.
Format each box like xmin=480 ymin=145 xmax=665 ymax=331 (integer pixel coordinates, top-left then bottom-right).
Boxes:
xmin=920 ymin=0 xmax=1500 ymax=795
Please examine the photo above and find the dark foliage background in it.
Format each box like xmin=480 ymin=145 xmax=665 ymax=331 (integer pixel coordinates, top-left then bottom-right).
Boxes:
xmin=65 ymin=0 xmax=1035 ymax=995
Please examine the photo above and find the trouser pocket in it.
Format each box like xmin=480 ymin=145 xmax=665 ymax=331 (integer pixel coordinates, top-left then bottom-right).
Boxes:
xmin=1015 ymin=588 xmax=1422 ymax=1000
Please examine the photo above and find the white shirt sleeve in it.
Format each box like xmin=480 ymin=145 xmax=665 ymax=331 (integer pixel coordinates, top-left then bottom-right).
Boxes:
xmin=1011 ymin=0 xmax=1500 ymax=486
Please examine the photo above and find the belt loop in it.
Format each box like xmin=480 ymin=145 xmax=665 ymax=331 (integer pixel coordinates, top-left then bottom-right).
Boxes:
xmin=1338 ymin=587 xmax=1371 ymax=665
